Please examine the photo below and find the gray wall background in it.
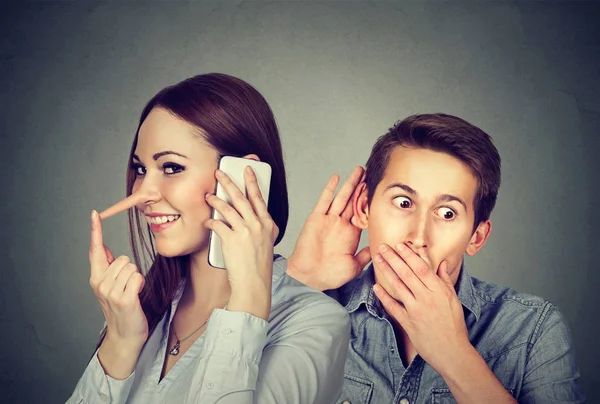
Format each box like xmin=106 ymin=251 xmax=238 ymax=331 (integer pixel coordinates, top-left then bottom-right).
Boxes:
xmin=1 ymin=1 xmax=599 ymax=403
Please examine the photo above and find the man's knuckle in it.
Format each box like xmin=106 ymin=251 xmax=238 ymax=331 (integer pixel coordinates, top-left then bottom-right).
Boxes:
xmin=417 ymin=264 xmax=429 ymax=275
xmin=392 ymin=278 xmax=403 ymax=291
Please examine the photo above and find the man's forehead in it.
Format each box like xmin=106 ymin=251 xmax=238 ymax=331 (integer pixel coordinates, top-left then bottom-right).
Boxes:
xmin=380 ymin=146 xmax=478 ymax=202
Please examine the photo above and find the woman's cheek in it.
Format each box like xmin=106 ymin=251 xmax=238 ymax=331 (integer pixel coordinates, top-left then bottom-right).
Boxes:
xmin=131 ymin=178 xmax=141 ymax=193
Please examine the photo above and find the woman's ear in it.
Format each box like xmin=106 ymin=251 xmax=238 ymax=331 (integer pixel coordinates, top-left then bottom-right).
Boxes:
xmin=352 ymin=183 xmax=369 ymax=229
xmin=242 ymin=153 xmax=260 ymax=162
xmin=465 ymin=220 xmax=492 ymax=256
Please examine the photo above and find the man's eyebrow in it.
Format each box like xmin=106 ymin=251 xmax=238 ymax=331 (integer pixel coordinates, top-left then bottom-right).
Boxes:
xmin=439 ymin=194 xmax=468 ymax=212
xmin=384 ymin=183 xmax=417 ymax=195
xmin=385 ymin=183 xmax=469 ymax=212
xmin=132 ymin=151 xmax=189 ymax=161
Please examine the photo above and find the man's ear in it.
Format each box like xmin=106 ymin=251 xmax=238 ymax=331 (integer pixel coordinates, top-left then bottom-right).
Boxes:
xmin=465 ymin=219 xmax=492 ymax=256
xmin=352 ymin=183 xmax=369 ymax=229
xmin=242 ymin=154 xmax=260 ymax=161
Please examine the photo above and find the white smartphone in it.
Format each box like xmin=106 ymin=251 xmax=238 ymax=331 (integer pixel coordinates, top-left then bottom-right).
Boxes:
xmin=208 ymin=156 xmax=272 ymax=269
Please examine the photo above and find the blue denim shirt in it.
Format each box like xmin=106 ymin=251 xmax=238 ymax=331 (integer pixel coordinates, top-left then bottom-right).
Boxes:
xmin=327 ymin=264 xmax=585 ymax=404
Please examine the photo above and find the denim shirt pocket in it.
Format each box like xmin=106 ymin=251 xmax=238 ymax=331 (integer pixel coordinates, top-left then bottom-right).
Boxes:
xmin=336 ymin=374 xmax=374 ymax=404
xmin=430 ymin=388 xmax=514 ymax=403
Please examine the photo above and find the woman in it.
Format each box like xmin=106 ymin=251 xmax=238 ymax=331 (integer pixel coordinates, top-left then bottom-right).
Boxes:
xmin=67 ymin=73 xmax=350 ymax=404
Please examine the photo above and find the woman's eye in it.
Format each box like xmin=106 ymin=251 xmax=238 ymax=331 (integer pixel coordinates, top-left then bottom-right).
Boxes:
xmin=163 ymin=163 xmax=184 ymax=175
xmin=393 ymin=196 xmax=413 ymax=209
xmin=435 ymin=207 xmax=456 ymax=220
xmin=131 ymin=163 xmax=146 ymax=176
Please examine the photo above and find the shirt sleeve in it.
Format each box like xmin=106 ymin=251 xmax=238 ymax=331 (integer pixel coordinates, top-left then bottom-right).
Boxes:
xmin=192 ymin=300 xmax=350 ymax=404
xmin=518 ymin=303 xmax=586 ymax=403
xmin=65 ymin=350 xmax=135 ymax=404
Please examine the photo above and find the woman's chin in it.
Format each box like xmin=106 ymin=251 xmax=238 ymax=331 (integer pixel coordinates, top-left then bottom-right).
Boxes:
xmin=155 ymin=240 xmax=208 ymax=258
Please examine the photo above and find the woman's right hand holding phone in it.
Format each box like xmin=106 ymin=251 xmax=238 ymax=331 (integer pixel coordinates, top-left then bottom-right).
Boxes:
xmin=204 ymin=167 xmax=276 ymax=322
xmin=89 ymin=210 xmax=148 ymax=380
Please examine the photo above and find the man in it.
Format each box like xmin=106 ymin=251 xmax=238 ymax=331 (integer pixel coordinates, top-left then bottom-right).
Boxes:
xmin=286 ymin=113 xmax=585 ymax=403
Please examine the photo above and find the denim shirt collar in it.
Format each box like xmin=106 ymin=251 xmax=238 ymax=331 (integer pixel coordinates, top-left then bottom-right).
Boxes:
xmin=342 ymin=261 xmax=481 ymax=321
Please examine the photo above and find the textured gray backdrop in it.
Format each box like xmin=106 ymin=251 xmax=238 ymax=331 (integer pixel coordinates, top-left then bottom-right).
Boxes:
xmin=1 ymin=1 xmax=599 ymax=403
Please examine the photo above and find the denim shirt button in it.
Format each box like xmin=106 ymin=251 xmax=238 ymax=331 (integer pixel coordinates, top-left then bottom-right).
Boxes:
xmin=342 ymin=401 xmax=351 ymax=404
xmin=399 ymin=399 xmax=409 ymax=404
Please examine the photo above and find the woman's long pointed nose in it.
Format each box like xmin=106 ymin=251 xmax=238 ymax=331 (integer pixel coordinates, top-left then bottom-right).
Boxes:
xmin=99 ymin=190 xmax=161 ymax=220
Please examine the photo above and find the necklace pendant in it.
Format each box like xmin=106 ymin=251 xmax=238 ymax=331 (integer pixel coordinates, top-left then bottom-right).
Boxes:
xmin=169 ymin=340 xmax=181 ymax=356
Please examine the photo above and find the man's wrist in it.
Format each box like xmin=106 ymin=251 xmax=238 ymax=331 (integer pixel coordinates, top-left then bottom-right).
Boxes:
xmin=286 ymin=257 xmax=324 ymax=291
xmin=434 ymin=341 xmax=517 ymax=403
xmin=436 ymin=342 xmax=485 ymax=385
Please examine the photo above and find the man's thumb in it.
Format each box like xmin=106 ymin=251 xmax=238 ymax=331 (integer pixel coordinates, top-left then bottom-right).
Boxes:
xmin=355 ymin=246 xmax=371 ymax=271
xmin=438 ymin=261 xmax=453 ymax=285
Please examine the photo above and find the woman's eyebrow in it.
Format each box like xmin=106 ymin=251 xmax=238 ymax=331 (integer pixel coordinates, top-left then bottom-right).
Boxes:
xmin=132 ymin=151 xmax=189 ymax=161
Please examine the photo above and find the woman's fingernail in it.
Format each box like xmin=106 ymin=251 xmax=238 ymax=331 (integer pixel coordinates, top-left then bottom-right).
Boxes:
xmin=245 ymin=166 xmax=255 ymax=175
xmin=396 ymin=243 xmax=405 ymax=252
xmin=215 ymin=170 xmax=224 ymax=178
xmin=90 ymin=210 xmax=97 ymax=229
xmin=205 ymin=193 xmax=211 ymax=199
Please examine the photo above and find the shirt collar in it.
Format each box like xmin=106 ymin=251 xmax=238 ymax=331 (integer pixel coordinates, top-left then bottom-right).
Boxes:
xmin=341 ymin=261 xmax=481 ymax=321
xmin=455 ymin=263 xmax=481 ymax=321
xmin=341 ymin=264 xmax=385 ymax=318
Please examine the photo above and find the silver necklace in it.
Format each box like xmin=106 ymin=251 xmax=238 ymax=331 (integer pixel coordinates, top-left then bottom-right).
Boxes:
xmin=168 ymin=318 xmax=209 ymax=356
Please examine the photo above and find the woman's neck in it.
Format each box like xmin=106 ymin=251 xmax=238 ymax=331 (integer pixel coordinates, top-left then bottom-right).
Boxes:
xmin=178 ymin=248 xmax=231 ymax=312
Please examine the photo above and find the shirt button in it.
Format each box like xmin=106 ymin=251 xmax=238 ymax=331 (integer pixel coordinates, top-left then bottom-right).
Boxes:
xmin=399 ymin=398 xmax=409 ymax=404
xmin=342 ymin=401 xmax=351 ymax=404
xmin=206 ymin=382 xmax=214 ymax=389
xmin=98 ymin=392 xmax=108 ymax=402
xmin=223 ymin=327 xmax=233 ymax=335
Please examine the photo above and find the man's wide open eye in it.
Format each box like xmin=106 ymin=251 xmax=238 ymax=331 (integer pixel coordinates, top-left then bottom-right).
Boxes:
xmin=393 ymin=196 xmax=413 ymax=209
xmin=435 ymin=207 xmax=456 ymax=220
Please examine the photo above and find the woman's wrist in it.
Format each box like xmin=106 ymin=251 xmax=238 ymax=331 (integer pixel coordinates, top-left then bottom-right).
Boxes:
xmin=228 ymin=282 xmax=271 ymax=321
xmin=97 ymin=333 xmax=144 ymax=380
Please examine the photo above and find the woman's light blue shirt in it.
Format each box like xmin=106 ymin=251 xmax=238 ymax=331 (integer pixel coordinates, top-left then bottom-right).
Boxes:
xmin=67 ymin=256 xmax=350 ymax=404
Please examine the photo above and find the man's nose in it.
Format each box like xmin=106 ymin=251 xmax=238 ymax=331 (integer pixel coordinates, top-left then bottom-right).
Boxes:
xmin=405 ymin=212 xmax=429 ymax=250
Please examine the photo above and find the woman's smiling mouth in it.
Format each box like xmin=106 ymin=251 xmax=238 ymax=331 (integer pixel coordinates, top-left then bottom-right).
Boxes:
xmin=146 ymin=214 xmax=181 ymax=232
